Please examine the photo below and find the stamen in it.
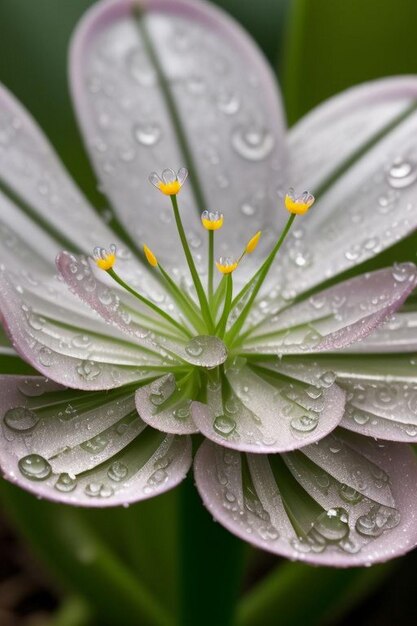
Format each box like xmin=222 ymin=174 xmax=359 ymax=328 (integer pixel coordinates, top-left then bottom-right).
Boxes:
xmin=216 ymin=256 xmax=238 ymax=275
xmin=149 ymin=168 xmax=188 ymax=196
xmin=93 ymin=244 xmax=116 ymax=270
xmin=93 ymin=245 xmax=190 ymax=338
xmin=216 ymin=272 xmax=233 ymax=338
xmin=201 ymin=210 xmax=224 ymax=304
xmin=285 ymin=187 xmax=315 ymax=215
xmin=143 ymin=242 xmax=207 ymax=335
xmin=226 ymin=189 xmax=313 ymax=344
xmin=150 ymin=169 xmax=214 ymax=333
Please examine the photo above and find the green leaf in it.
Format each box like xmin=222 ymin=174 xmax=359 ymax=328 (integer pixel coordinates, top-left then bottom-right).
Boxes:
xmin=0 ymin=480 xmax=173 ymax=626
xmin=210 ymin=0 xmax=290 ymax=65
xmin=237 ymin=560 xmax=395 ymax=626
xmin=283 ymin=0 xmax=417 ymax=124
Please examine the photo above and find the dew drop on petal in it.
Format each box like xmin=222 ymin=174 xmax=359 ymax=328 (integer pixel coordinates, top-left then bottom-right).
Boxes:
xmin=4 ymin=407 xmax=39 ymax=431
xmin=19 ymin=454 xmax=52 ymax=481
xmin=55 ymin=473 xmax=77 ymax=493
xmin=213 ymin=414 xmax=237 ymax=436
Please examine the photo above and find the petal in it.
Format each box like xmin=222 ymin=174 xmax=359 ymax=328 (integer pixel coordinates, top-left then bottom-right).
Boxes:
xmin=0 ymin=376 xmax=192 ymax=507
xmin=70 ymin=0 xmax=287 ymax=275
xmin=191 ymin=359 xmax=345 ymax=453
xmin=259 ymin=353 xmax=417 ymax=442
xmin=135 ymin=373 xmax=199 ymax=434
xmin=343 ymin=311 xmax=417 ymax=352
xmin=57 ymin=251 xmax=228 ymax=369
xmin=0 ymin=264 xmax=165 ymax=390
xmin=255 ymin=353 xmax=417 ymax=443
xmin=242 ymin=265 xmax=417 ymax=355
xmin=0 ymin=81 xmax=129 ymax=257
xmin=194 ymin=430 xmax=417 ymax=566
xmin=281 ymin=77 xmax=417 ymax=296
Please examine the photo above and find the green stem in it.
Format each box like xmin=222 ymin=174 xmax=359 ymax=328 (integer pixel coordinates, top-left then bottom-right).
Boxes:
xmin=170 ymin=195 xmax=214 ymax=332
xmin=158 ymin=263 xmax=207 ymax=334
xmin=216 ymin=274 xmax=233 ymax=338
xmin=208 ymin=229 xmax=214 ymax=304
xmin=226 ymin=214 xmax=296 ymax=344
xmin=180 ymin=474 xmax=244 ymax=626
xmin=107 ymin=267 xmax=190 ymax=338
xmin=213 ymin=275 xmax=227 ymax=315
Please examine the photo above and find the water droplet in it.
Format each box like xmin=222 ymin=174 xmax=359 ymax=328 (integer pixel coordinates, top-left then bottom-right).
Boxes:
xmin=216 ymin=91 xmax=240 ymax=115
xmin=174 ymin=402 xmax=191 ymax=420
xmin=306 ymin=386 xmax=323 ymax=400
xmin=55 ymin=472 xmax=77 ymax=492
xmin=185 ymin=337 xmax=204 ymax=357
xmin=392 ymin=263 xmax=412 ymax=283
xmin=339 ymin=483 xmax=363 ymax=504
xmin=240 ymin=202 xmax=257 ymax=217
xmin=133 ymin=122 xmax=161 ymax=147
xmin=85 ymin=482 xmax=114 ymax=498
xmin=107 ymin=461 xmax=128 ymax=482
xmin=81 ymin=434 xmax=109 ymax=454
xmin=213 ymin=414 xmax=236 ymax=436
xmin=126 ymin=48 xmax=156 ymax=86
xmin=77 ymin=360 xmax=102 ymax=381
xmin=319 ymin=371 xmax=336 ymax=388
xmin=309 ymin=507 xmax=349 ymax=543
xmin=387 ymin=157 xmax=417 ymax=188
xmin=232 ymin=125 xmax=274 ymax=161
xmin=147 ymin=468 xmax=168 ymax=487
xmin=290 ymin=413 xmax=319 ymax=433
xmin=352 ymin=410 xmax=370 ymax=425
xmin=4 ymin=407 xmax=39 ymax=431
xmin=356 ymin=504 xmax=400 ymax=537
xmin=72 ymin=334 xmax=92 ymax=349
xmin=19 ymin=454 xmax=52 ymax=481
xmin=404 ymin=423 xmax=417 ymax=437
xmin=38 ymin=347 xmax=54 ymax=367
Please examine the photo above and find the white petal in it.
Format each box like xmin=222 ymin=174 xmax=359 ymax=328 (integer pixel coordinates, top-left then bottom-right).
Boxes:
xmin=0 ymin=376 xmax=192 ymax=506
xmin=281 ymin=77 xmax=417 ymax=296
xmin=191 ymin=359 xmax=345 ymax=453
xmin=70 ymin=0 xmax=287 ymax=278
xmin=195 ymin=433 xmax=417 ymax=566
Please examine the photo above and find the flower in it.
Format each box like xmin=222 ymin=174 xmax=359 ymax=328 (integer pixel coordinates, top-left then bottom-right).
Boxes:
xmin=215 ymin=256 xmax=239 ymax=274
xmin=285 ymin=188 xmax=315 ymax=214
xmin=201 ymin=210 xmax=224 ymax=230
xmin=93 ymin=244 xmax=117 ymax=270
xmin=149 ymin=167 xmax=188 ymax=195
xmin=1 ymin=0 xmax=417 ymax=569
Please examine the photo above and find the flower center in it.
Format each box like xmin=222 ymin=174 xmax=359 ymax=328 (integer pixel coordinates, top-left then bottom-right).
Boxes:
xmin=93 ymin=168 xmax=314 ymax=349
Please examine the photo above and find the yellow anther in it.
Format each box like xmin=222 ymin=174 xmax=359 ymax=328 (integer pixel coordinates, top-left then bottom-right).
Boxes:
xmin=158 ymin=180 xmax=181 ymax=196
xmin=149 ymin=168 xmax=188 ymax=196
xmin=246 ymin=230 xmax=262 ymax=254
xmin=144 ymin=244 xmax=158 ymax=267
xmin=201 ymin=210 xmax=224 ymax=231
xmin=216 ymin=257 xmax=238 ymax=274
xmin=93 ymin=244 xmax=116 ymax=271
xmin=285 ymin=188 xmax=315 ymax=215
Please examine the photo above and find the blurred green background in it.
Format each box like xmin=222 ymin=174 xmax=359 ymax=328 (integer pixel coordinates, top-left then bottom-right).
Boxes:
xmin=0 ymin=1 xmax=417 ymax=625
